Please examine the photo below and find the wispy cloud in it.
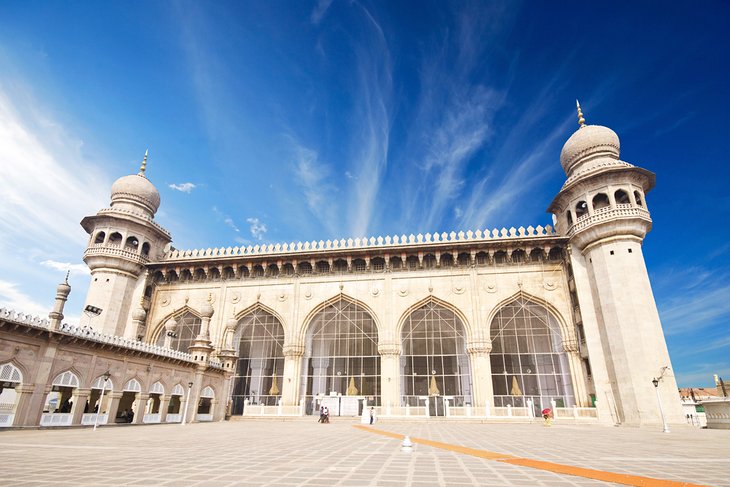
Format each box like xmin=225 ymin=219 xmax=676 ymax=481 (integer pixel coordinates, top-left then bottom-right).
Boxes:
xmin=0 ymin=279 xmax=50 ymax=317
xmin=660 ymin=283 xmax=730 ymax=335
xmin=212 ymin=206 xmax=241 ymax=234
xmin=246 ymin=217 xmax=268 ymax=240
xmin=169 ymin=182 xmax=197 ymax=193
xmin=40 ymin=260 xmax=90 ymax=276
xmin=310 ymin=0 xmax=334 ymax=25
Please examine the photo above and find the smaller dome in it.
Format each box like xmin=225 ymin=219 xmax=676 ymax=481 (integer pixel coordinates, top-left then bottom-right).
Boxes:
xmin=110 ymin=174 xmax=161 ymax=214
xmin=226 ymin=317 xmax=238 ymax=331
xmin=560 ymin=125 xmax=620 ymax=175
xmin=132 ymin=307 xmax=147 ymax=321
xmin=165 ymin=316 xmax=178 ymax=331
xmin=56 ymin=281 xmax=71 ymax=296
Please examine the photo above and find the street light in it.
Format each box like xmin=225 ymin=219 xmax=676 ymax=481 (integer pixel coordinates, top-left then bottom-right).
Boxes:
xmin=181 ymin=381 xmax=193 ymax=425
xmin=93 ymin=371 xmax=111 ymax=431
xmin=652 ymin=377 xmax=670 ymax=433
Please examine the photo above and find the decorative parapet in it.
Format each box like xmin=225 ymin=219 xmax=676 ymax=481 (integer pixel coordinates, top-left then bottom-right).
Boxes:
xmin=0 ymin=307 xmax=195 ymax=363
xmin=567 ymin=206 xmax=651 ymax=237
xmin=95 ymin=207 xmax=171 ymax=238
xmin=162 ymin=225 xmax=557 ymax=261
xmin=84 ymin=244 xmax=151 ymax=264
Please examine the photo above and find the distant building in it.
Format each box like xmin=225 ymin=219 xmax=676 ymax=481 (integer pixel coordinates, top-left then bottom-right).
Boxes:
xmin=0 ymin=104 xmax=685 ymax=427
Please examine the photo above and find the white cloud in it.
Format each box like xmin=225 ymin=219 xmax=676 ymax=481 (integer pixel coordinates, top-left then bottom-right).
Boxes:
xmin=660 ymin=283 xmax=730 ymax=336
xmin=246 ymin=218 xmax=268 ymax=240
xmin=169 ymin=182 xmax=196 ymax=193
xmin=0 ymin=279 xmax=50 ymax=317
xmin=310 ymin=0 xmax=334 ymax=24
xmin=40 ymin=260 xmax=90 ymax=276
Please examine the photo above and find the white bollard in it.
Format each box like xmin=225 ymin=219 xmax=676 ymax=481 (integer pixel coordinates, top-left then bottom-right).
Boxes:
xmin=401 ymin=436 xmax=414 ymax=452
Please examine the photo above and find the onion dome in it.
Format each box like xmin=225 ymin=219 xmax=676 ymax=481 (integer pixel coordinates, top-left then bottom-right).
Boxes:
xmin=164 ymin=316 xmax=178 ymax=333
xmin=131 ymin=307 xmax=147 ymax=321
xmin=110 ymin=151 xmax=161 ymax=215
xmin=560 ymin=101 xmax=620 ymax=176
xmin=201 ymin=296 xmax=214 ymax=319
xmin=56 ymin=271 xmax=71 ymax=297
xmin=226 ymin=316 xmax=238 ymax=331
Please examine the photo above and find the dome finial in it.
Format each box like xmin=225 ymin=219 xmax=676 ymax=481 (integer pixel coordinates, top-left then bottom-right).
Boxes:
xmin=64 ymin=270 xmax=70 ymax=284
xmin=576 ymin=100 xmax=586 ymax=128
xmin=138 ymin=149 xmax=148 ymax=175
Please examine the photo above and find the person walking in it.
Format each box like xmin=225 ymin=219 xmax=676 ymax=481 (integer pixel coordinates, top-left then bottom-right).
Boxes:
xmin=369 ymin=407 xmax=375 ymax=425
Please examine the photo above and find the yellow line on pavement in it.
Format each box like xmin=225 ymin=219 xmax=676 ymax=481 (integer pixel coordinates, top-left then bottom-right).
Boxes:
xmin=353 ymin=425 xmax=707 ymax=487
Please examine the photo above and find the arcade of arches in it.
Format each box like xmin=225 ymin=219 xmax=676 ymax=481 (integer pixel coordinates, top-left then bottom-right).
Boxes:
xmin=152 ymin=296 xmax=577 ymax=417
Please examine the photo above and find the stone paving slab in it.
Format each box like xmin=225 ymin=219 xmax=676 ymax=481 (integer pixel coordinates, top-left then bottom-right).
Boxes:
xmin=0 ymin=420 xmax=728 ymax=486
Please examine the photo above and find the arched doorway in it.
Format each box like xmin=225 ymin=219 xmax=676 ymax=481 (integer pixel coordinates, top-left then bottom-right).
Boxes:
xmin=303 ymin=298 xmax=380 ymax=416
xmin=196 ymin=386 xmax=215 ymax=421
xmin=489 ymin=296 xmax=576 ymax=414
xmin=40 ymin=371 xmax=79 ymax=426
xmin=230 ymin=308 xmax=285 ymax=415
xmin=401 ymin=300 xmax=472 ymax=416
xmin=0 ymin=363 xmax=23 ymax=427
xmin=144 ymin=381 xmax=165 ymax=423
xmin=116 ymin=378 xmax=142 ymax=423
xmin=81 ymin=374 xmax=114 ymax=426
xmin=166 ymin=384 xmax=184 ymax=423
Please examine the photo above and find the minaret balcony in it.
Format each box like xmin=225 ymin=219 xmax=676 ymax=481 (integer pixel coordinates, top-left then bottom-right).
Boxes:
xmin=567 ymin=205 xmax=651 ymax=239
xmin=84 ymin=243 xmax=151 ymax=264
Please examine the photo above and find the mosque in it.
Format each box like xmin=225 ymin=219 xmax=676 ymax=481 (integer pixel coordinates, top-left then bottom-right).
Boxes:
xmin=0 ymin=104 xmax=685 ymax=428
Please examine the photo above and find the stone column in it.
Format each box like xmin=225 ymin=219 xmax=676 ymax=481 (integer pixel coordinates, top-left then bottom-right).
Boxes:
xmin=48 ymin=277 xmax=71 ymax=331
xmin=159 ymin=395 xmax=170 ymax=423
xmin=133 ymin=393 xmax=148 ymax=424
xmin=378 ymin=343 xmax=400 ymax=411
xmin=467 ymin=337 xmax=492 ymax=410
xmin=12 ymin=384 xmax=37 ymax=427
xmin=71 ymin=388 xmax=91 ymax=425
xmin=107 ymin=392 xmax=123 ymax=424
xmin=282 ymin=344 xmax=304 ymax=406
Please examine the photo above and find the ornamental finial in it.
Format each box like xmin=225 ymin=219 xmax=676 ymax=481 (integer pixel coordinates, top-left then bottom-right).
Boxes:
xmin=64 ymin=270 xmax=70 ymax=284
xmin=576 ymin=100 xmax=586 ymax=128
xmin=138 ymin=149 xmax=148 ymax=175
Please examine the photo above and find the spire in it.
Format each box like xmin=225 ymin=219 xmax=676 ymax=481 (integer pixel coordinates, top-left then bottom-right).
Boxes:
xmin=64 ymin=270 xmax=70 ymax=284
xmin=576 ymin=100 xmax=586 ymax=128
xmin=138 ymin=149 xmax=148 ymax=176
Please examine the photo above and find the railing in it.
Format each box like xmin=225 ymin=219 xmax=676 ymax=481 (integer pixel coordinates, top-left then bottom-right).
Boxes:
xmin=165 ymin=413 xmax=182 ymax=423
xmin=195 ymin=413 xmax=213 ymax=422
xmin=96 ymin=207 xmax=171 ymax=237
xmin=143 ymin=413 xmax=161 ymax=423
xmin=83 ymin=245 xmax=149 ymax=264
xmin=569 ymin=206 xmax=650 ymax=236
xmin=163 ymin=225 xmax=557 ymax=261
xmin=0 ymin=414 xmax=15 ymax=427
xmin=553 ymin=406 xmax=598 ymax=420
xmin=81 ymin=413 xmax=109 ymax=425
xmin=40 ymin=413 xmax=72 ymax=426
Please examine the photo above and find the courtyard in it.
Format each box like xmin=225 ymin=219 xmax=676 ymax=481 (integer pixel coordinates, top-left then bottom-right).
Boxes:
xmin=1 ymin=419 xmax=728 ymax=486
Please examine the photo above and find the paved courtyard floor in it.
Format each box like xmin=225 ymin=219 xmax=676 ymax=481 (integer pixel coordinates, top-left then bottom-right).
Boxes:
xmin=1 ymin=419 xmax=729 ymax=486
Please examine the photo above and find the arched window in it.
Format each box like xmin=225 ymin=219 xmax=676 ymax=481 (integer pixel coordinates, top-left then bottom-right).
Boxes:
xmin=209 ymin=267 xmax=221 ymax=280
xmin=180 ymin=269 xmax=193 ymax=281
xmin=303 ymin=298 xmax=380 ymax=413
xmin=511 ymin=249 xmax=526 ymax=263
xmin=251 ymin=265 xmax=264 ymax=278
xmin=615 ymin=189 xmax=630 ymax=205
xmin=634 ymin=190 xmax=644 ymax=207
xmin=490 ymin=297 xmax=575 ymax=412
xmin=401 ymin=301 xmax=471 ymax=414
xmin=267 ymin=264 xmax=279 ymax=277
xmin=566 ymin=210 xmax=573 ymax=226
xmin=223 ymin=267 xmax=235 ymax=279
xmin=239 ymin=265 xmax=250 ymax=278
xmin=0 ymin=363 xmax=23 ymax=426
xmin=282 ymin=263 xmax=295 ymax=276
xmin=575 ymin=201 xmax=589 ymax=218
xmin=548 ymin=247 xmax=563 ymax=262
xmin=108 ymin=232 xmax=122 ymax=245
xmin=529 ymin=248 xmax=544 ymax=262
xmin=475 ymin=252 xmax=488 ymax=266
xmin=141 ymin=242 xmax=151 ymax=256
xmin=371 ymin=257 xmax=386 ymax=272
xmin=406 ymin=255 xmax=419 ymax=270
xmin=493 ymin=250 xmax=508 ymax=264
xmin=166 ymin=269 xmax=178 ymax=282
xmin=194 ymin=268 xmax=206 ymax=281
xmin=333 ymin=259 xmax=348 ymax=273
xmin=125 ymin=236 xmax=139 ymax=250
xmin=457 ymin=253 xmax=471 ymax=267
xmin=389 ymin=256 xmax=403 ymax=270
xmin=592 ymin=193 xmax=610 ymax=210
xmin=316 ymin=261 xmax=330 ymax=274
xmin=94 ymin=232 xmax=106 ymax=244
xmin=155 ymin=312 xmax=201 ymax=353
xmin=352 ymin=259 xmax=367 ymax=272
xmin=298 ymin=262 xmax=313 ymax=275
xmin=423 ymin=254 xmax=436 ymax=269
xmin=231 ymin=308 xmax=285 ymax=415
xmin=440 ymin=254 xmax=454 ymax=268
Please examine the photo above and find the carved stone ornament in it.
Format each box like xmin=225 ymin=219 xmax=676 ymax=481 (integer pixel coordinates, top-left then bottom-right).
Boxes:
xmin=398 ymin=286 xmax=408 ymax=297
xmin=277 ymin=291 xmax=287 ymax=302
xmin=159 ymin=295 xmax=171 ymax=307
xmin=304 ymin=287 xmax=313 ymax=300
xmin=544 ymin=280 xmax=557 ymax=291
xmin=453 ymin=285 xmax=465 ymax=295
xmin=370 ymin=286 xmax=380 ymax=297
xmin=485 ymin=283 xmax=497 ymax=293
xmin=230 ymin=291 xmax=241 ymax=304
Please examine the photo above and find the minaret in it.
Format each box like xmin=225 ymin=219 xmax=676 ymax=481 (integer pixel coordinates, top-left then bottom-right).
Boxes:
xmin=80 ymin=151 xmax=171 ymax=337
xmin=48 ymin=271 xmax=71 ymax=331
xmin=547 ymin=102 xmax=684 ymax=427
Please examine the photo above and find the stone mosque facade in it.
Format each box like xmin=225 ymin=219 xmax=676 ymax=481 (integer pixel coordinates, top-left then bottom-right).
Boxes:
xmin=0 ymin=107 xmax=685 ymax=428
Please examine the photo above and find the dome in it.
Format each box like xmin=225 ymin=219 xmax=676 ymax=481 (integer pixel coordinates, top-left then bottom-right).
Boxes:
xmin=560 ymin=125 xmax=620 ymax=176
xmin=110 ymin=173 xmax=161 ymax=215
xmin=165 ymin=316 xmax=178 ymax=331
xmin=131 ymin=307 xmax=147 ymax=321
xmin=56 ymin=281 xmax=71 ymax=296
xmin=226 ymin=317 xmax=238 ymax=331
xmin=201 ymin=301 xmax=214 ymax=318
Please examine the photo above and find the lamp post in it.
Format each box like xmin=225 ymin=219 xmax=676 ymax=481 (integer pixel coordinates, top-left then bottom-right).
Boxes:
xmin=93 ymin=371 xmax=111 ymax=431
xmin=181 ymin=381 xmax=193 ymax=425
xmin=652 ymin=377 xmax=670 ymax=433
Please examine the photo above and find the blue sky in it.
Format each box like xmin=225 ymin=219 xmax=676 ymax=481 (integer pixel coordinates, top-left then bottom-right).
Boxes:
xmin=0 ymin=1 xmax=728 ymax=387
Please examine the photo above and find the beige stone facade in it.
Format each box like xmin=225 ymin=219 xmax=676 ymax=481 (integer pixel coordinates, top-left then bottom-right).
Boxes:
xmin=0 ymin=111 xmax=685 ymax=428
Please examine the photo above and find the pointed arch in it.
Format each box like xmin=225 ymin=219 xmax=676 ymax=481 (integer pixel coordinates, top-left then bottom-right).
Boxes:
xmin=51 ymin=369 xmax=80 ymax=388
xmin=200 ymin=385 xmax=215 ymax=398
xmin=485 ymin=290 xmax=572 ymax=341
xmin=150 ymin=305 xmax=203 ymax=342
xmin=234 ymin=302 xmax=288 ymax=333
xmin=123 ymin=378 xmax=143 ymax=392
xmin=90 ymin=375 xmax=115 ymax=391
xmin=149 ymin=381 xmax=165 ymax=394
xmin=171 ymin=384 xmax=184 ymax=396
xmin=300 ymin=293 xmax=382 ymax=341
xmin=396 ymin=295 xmax=471 ymax=337
xmin=0 ymin=362 xmax=24 ymax=384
